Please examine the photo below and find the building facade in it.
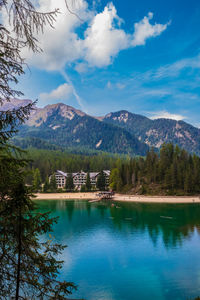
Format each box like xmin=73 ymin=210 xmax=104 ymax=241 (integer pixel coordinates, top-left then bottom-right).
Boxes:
xmin=50 ymin=170 xmax=110 ymax=190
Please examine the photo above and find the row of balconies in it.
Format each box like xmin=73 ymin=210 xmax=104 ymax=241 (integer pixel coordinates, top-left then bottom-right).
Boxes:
xmin=54 ymin=173 xmax=109 ymax=188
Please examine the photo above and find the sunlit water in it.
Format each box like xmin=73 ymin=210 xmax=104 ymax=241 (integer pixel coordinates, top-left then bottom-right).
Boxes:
xmin=36 ymin=200 xmax=200 ymax=300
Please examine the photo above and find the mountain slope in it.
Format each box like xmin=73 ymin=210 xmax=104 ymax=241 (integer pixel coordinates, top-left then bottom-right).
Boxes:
xmin=17 ymin=103 xmax=149 ymax=155
xmin=103 ymin=110 xmax=200 ymax=155
xmin=2 ymin=99 xmax=200 ymax=155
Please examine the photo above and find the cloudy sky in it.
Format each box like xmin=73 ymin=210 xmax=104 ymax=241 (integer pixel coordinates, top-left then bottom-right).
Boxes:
xmin=11 ymin=0 xmax=200 ymax=126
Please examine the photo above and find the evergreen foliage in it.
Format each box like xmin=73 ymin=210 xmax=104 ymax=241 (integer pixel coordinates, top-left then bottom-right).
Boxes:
xmin=24 ymin=148 xmax=120 ymax=184
xmin=96 ymin=171 xmax=106 ymax=191
xmin=50 ymin=175 xmax=57 ymax=192
xmin=109 ymin=168 xmax=122 ymax=191
xmin=65 ymin=173 xmax=74 ymax=191
xmin=0 ymin=0 xmax=78 ymax=298
xmin=80 ymin=185 xmax=86 ymax=192
xmin=0 ymin=179 xmax=76 ymax=298
xmin=43 ymin=176 xmax=50 ymax=192
xmin=32 ymin=168 xmax=42 ymax=192
xmin=85 ymin=172 xmax=92 ymax=191
xmin=104 ymin=110 xmax=200 ymax=155
xmin=109 ymin=143 xmax=200 ymax=195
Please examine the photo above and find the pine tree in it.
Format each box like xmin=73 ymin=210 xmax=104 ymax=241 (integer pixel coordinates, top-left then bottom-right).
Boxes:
xmin=96 ymin=171 xmax=106 ymax=191
xmin=184 ymin=172 xmax=190 ymax=194
xmin=0 ymin=177 xmax=76 ymax=298
xmin=0 ymin=0 xmax=78 ymax=298
xmin=80 ymin=185 xmax=86 ymax=192
xmin=85 ymin=172 xmax=92 ymax=191
xmin=43 ymin=176 xmax=50 ymax=192
xmin=50 ymin=174 xmax=57 ymax=192
xmin=32 ymin=168 xmax=42 ymax=192
xmin=65 ymin=173 xmax=74 ymax=191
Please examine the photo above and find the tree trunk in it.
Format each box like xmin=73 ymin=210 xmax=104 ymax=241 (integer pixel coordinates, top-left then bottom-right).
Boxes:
xmin=15 ymin=206 xmax=22 ymax=300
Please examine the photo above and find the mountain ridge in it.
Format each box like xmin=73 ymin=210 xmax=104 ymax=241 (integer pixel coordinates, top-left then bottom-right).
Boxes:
xmin=103 ymin=110 xmax=200 ymax=154
xmin=1 ymin=99 xmax=200 ymax=155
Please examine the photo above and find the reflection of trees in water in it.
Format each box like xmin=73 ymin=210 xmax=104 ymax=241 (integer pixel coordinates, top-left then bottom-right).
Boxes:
xmin=86 ymin=202 xmax=91 ymax=216
xmin=66 ymin=201 xmax=75 ymax=221
xmin=36 ymin=200 xmax=111 ymax=243
xmin=36 ymin=200 xmax=200 ymax=249
xmin=109 ymin=203 xmax=200 ymax=249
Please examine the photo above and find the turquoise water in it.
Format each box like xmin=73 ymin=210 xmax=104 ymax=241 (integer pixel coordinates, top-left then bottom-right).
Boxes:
xmin=36 ymin=200 xmax=200 ymax=300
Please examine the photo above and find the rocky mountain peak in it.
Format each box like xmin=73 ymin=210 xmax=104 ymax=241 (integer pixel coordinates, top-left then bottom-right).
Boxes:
xmin=0 ymin=98 xmax=33 ymax=111
xmin=26 ymin=102 xmax=87 ymax=127
xmin=2 ymin=99 xmax=200 ymax=155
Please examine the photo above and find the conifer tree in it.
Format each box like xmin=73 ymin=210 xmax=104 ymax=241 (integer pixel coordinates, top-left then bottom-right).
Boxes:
xmin=0 ymin=170 xmax=76 ymax=299
xmin=32 ymin=168 xmax=42 ymax=192
xmin=50 ymin=174 xmax=57 ymax=192
xmin=43 ymin=175 xmax=50 ymax=192
xmin=80 ymin=185 xmax=86 ymax=192
xmin=109 ymin=168 xmax=122 ymax=191
xmin=65 ymin=173 xmax=74 ymax=191
xmin=85 ymin=172 xmax=92 ymax=191
xmin=0 ymin=1 xmax=79 ymax=298
xmin=96 ymin=171 xmax=106 ymax=191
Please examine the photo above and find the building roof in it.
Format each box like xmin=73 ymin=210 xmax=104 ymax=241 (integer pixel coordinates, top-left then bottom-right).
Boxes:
xmin=54 ymin=170 xmax=110 ymax=178
xmin=56 ymin=170 xmax=67 ymax=177
xmin=90 ymin=172 xmax=99 ymax=178
xmin=103 ymin=170 xmax=110 ymax=176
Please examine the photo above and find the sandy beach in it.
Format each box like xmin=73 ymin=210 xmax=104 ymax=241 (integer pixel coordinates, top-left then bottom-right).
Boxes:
xmin=35 ymin=192 xmax=97 ymax=200
xmin=34 ymin=193 xmax=200 ymax=203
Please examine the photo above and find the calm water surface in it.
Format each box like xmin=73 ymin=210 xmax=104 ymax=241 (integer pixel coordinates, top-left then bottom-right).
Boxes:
xmin=36 ymin=200 xmax=200 ymax=300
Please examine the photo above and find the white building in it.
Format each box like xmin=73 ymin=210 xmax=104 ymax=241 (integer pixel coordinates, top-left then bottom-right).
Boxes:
xmin=50 ymin=170 xmax=110 ymax=190
xmin=54 ymin=170 xmax=67 ymax=188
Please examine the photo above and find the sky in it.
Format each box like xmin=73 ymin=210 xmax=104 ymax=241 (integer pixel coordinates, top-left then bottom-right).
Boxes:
xmin=7 ymin=0 xmax=200 ymax=126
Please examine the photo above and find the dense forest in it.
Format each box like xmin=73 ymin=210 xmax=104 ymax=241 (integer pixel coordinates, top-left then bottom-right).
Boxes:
xmin=25 ymin=148 xmax=122 ymax=184
xmin=110 ymin=143 xmax=200 ymax=195
xmin=26 ymin=143 xmax=200 ymax=195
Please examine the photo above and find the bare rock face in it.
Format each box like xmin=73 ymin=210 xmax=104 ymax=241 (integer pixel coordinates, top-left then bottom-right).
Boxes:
xmin=104 ymin=111 xmax=200 ymax=155
xmin=12 ymin=100 xmax=148 ymax=156
xmin=5 ymin=99 xmax=200 ymax=155
xmin=26 ymin=103 xmax=86 ymax=127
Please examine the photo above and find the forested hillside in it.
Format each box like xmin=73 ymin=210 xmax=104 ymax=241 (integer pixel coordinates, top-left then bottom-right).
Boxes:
xmin=4 ymin=99 xmax=200 ymax=156
xmin=104 ymin=110 xmax=200 ymax=155
xmin=26 ymin=144 xmax=200 ymax=196
xmin=16 ymin=103 xmax=148 ymax=155
xmin=25 ymin=148 xmax=121 ymax=184
xmin=110 ymin=143 xmax=200 ymax=195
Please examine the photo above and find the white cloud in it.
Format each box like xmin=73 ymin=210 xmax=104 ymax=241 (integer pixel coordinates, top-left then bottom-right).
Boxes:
xmin=8 ymin=1 xmax=168 ymax=71
xmin=22 ymin=0 xmax=91 ymax=71
xmin=39 ymin=83 xmax=73 ymax=102
xmin=152 ymin=55 xmax=200 ymax=80
xmin=132 ymin=12 xmax=169 ymax=47
xmin=83 ymin=3 xmax=128 ymax=67
xmin=150 ymin=111 xmax=186 ymax=121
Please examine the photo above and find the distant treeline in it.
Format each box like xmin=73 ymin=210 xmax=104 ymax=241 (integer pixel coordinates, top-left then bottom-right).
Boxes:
xmin=109 ymin=143 xmax=200 ymax=195
xmin=25 ymin=148 xmax=122 ymax=184
xmin=26 ymin=144 xmax=200 ymax=195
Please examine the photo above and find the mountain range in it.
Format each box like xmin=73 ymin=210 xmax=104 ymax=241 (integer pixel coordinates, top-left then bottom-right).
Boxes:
xmin=2 ymin=99 xmax=200 ymax=156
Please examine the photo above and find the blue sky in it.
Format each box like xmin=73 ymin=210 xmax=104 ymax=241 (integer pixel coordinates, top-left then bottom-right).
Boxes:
xmin=15 ymin=0 xmax=200 ymax=126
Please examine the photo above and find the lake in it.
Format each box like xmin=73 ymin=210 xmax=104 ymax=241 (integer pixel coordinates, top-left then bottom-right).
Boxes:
xmin=36 ymin=200 xmax=200 ymax=300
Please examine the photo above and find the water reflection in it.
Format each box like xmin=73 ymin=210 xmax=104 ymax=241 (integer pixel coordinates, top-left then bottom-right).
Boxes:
xmin=35 ymin=200 xmax=200 ymax=300
xmin=36 ymin=200 xmax=200 ymax=249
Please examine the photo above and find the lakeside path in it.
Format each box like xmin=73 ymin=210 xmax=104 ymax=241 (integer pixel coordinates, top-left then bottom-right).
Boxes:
xmin=35 ymin=193 xmax=200 ymax=203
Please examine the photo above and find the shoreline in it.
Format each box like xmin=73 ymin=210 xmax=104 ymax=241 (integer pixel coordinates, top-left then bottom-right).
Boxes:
xmin=34 ymin=193 xmax=200 ymax=203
